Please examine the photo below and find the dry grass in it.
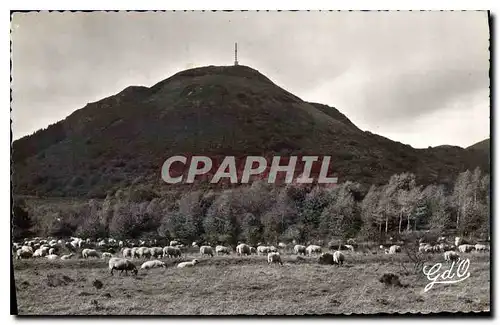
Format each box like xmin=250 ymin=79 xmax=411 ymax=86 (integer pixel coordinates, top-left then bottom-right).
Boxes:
xmin=13 ymin=252 xmax=490 ymax=315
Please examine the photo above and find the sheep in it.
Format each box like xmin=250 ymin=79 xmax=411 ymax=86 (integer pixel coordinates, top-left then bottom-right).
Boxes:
xmin=46 ymin=254 xmax=59 ymax=260
xmin=149 ymin=247 xmax=164 ymax=259
xmin=444 ymin=250 xmax=459 ymax=262
xmin=475 ymin=244 xmax=489 ymax=252
xmin=82 ymin=248 xmax=99 ymax=259
xmin=458 ymin=244 xmax=475 ymax=253
xmin=48 ymin=248 xmax=56 ymax=255
xmin=268 ymin=245 xmax=278 ymax=253
xmin=294 ymin=245 xmax=306 ymax=255
xmin=137 ymin=247 xmax=152 ymax=259
xmin=318 ymin=252 xmax=334 ymax=265
xmin=385 ymin=245 xmax=401 ymax=254
xmin=32 ymin=248 xmax=45 ymax=258
xmin=215 ymin=245 xmax=231 ymax=255
xmin=141 ymin=260 xmax=166 ymax=270
xmin=278 ymin=242 xmax=287 ymax=250
xmin=236 ymin=243 xmax=251 ymax=256
xmin=177 ymin=259 xmax=199 ymax=268
xmin=257 ymin=245 xmax=270 ymax=255
xmin=170 ymin=240 xmax=180 ymax=246
xmin=163 ymin=246 xmax=181 ymax=258
xmin=101 ymin=252 xmax=113 ymax=259
xmin=200 ymin=245 xmax=214 ymax=257
xmin=306 ymin=245 xmax=322 ymax=256
xmin=345 ymin=244 xmax=355 ymax=252
xmin=109 ymin=257 xmax=138 ymax=276
xmin=131 ymin=247 xmax=140 ymax=258
xmin=250 ymin=247 xmax=257 ymax=254
xmin=21 ymin=245 xmax=33 ymax=253
xmin=61 ymin=253 xmax=74 ymax=260
xmin=333 ymin=251 xmax=345 ymax=266
xmin=122 ymin=248 xmax=132 ymax=258
xmin=267 ymin=252 xmax=283 ymax=266
xmin=16 ymin=248 xmax=32 ymax=259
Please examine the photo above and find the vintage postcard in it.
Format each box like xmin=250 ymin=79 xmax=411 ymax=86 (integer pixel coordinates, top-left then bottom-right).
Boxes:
xmin=10 ymin=10 xmax=491 ymax=315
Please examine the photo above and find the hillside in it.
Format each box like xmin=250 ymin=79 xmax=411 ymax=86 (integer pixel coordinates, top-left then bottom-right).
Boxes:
xmin=467 ymin=138 xmax=490 ymax=153
xmin=12 ymin=65 xmax=490 ymax=198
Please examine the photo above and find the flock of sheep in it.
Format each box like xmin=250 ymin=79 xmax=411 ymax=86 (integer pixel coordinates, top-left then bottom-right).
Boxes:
xmin=13 ymin=235 xmax=489 ymax=276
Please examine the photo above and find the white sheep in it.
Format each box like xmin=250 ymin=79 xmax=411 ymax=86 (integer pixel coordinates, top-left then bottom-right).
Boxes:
xmin=306 ymin=245 xmax=322 ymax=256
xmin=149 ymin=247 xmax=164 ymax=258
xmin=344 ymin=244 xmax=355 ymax=252
xmin=385 ymin=245 xmax=401 ymax=254
xmin=61 ymin=253 xmax=74 ymax=260
xmin=200 ymin=245 xmax=214 ymax=257
xmin=137 ymin=247 xmax=152 ymax=259
xmin=278 ymin=242 xmax=287 ymax=250
xmin=170 ymin=240 xmax=180 ymax=246
xmin=177 ymin=259 xmax=199 ymax=268
xmin=48 ymin=248 xmax=56 ymax=255
xmin=236 ymin=243 xmax=251 ymax=256
xmin=293 ymin=245 xmax=306 ymax=255
xmin=32 ymin=248 xmax=45 ymax=258
xmin=46 ymin=254 xmax=59 ymax=260
xmin=257 ymin=245 xmax=270 ymax=255
xmin=141 ymin=260 xmax=166 ymax=269
xmin=267 ymin=252 xmax=283 ymax=266
xmin=16 ymin=248 xmax=32 ymax=259
xmin=82 ymin=248 xmax=99 ymax=259
xmin=163 ymin=246 xmax=181 ymax=258
xmin=101 ymin=252 xmax=113 ymax=259
xmin=444 ymin=250 xmax=459 ymax=262
xmin=458 ymin=244 xmax=475 ymax=253
xmin=108 ymin=257 xmax=138 ymax=275
xmin=122 ymin=248 xmax=132 ymax=258
xmin=475 ymin=244 xmax=489 ymax=252
xmin=215 ymin=245 xmax=230 ymax=255
xmin=333 ymin=251 xmax=345 ymax=266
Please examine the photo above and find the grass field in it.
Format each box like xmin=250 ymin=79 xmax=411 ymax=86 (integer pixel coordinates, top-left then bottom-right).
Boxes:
xmin=13 ymin=252 xmax=490 ymax=315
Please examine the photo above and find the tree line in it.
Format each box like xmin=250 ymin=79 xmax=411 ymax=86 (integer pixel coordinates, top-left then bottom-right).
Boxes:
xmin=12 ymin=168 xmax=490 ymax=245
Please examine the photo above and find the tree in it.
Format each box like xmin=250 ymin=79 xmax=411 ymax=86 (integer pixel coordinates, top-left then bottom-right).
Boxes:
xmin=12 ymin=198 xmax=33 ymax=240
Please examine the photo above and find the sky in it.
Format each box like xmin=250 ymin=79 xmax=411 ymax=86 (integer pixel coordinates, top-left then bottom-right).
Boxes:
xmin=10 ymin=11 xmax=490 ymax=148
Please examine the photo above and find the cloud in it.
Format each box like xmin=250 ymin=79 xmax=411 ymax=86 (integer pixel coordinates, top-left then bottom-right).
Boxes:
xmin=11 ymin=11 xmax=490 ymax=148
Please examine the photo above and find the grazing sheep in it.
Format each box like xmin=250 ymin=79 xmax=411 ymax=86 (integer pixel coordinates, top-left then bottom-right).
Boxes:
xmin=345 ymin=244 xmax=355 ymax=252
xmin=46 ymin=254 xmax=59 ymax=260
xmin=475 ymin=244 xmax=489 ymax=252
xmin=267 ymin=252 xmax=283 ymax=266
xmin=101 ymin=252 xmax=113 ymax=259
xmin=215 ymin=245 xmax=231 ymax=255
xmin=131 ymin=247 xmax=140 ymax=259
xmin=306 ymin=245 xmax=322 ymax=256
xmin=294 ymin=245 xmax=307 ymax=255
xmin=40 ymin=247 xmax=50 ymax=256
xmin=177 ymin=259 xmax=199 ymax=268
xmin=141 ymin=260 xmax=166 ymax=269
xmin=149 ymin=247 xmax=164 ymax=259
xmin=444 ymin=250 xmax=459 ymax=262
xmin=318 ymin=252 xmax=334 ymax=265
xmin=163 ymin=246 xmax=181 ymax=258
xmin=108 ymin=257 xmax=138 ymax=275
xmin=82 ymin=248 xmax=99 ymax=259
xmin=21 ymin=245 xmax=33 ymax=253
xmin=61 ymin=253 xmax=74 ymax=260
xmin=333 ymin=251 xmax=345 ymax=266
xmin=458 ymin=244 xmax=475 ymax=253
xmin=200 ymin=245 xmax=214 ymax=257
xmin=32 ymin=248 xmax=45 ymax=258
xmin=257 ymin=245 xmax=270 ymax=255
xmin=385 ymin=245 xmax=401 ymax=254
xmin=122 ymin=248 xmax=132 ymax=258
xmin=16 ymin=248 xmax=32 ymax=259
xmin=236 ymin=243 xmax=251 ymax=256
xmin=48 ymin=248 xmax=56 ymax=255
xmin=137 ymin=247 xmax=152 ymax=259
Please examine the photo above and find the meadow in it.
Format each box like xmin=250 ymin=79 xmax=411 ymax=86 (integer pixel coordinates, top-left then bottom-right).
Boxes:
xmin=13 ymin=250 xmax=490 ymax=315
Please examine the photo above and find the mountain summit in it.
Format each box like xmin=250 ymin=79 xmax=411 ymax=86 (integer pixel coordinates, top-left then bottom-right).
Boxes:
xmin=12 ymin=65 xmax=489 ymax=197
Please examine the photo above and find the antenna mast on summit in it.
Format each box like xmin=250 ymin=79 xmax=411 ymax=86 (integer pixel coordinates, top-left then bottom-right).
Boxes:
xmin=234 ymin=42 xmax=239 ymax=66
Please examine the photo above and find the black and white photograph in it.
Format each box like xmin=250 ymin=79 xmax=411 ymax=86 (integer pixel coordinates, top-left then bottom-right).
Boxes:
xmin=10 ymin=10 xmax=491 ymax=315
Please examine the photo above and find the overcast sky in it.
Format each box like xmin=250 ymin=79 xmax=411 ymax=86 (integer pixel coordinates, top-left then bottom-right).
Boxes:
xmin=11 ymin=11 xmax=490 ymax=148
